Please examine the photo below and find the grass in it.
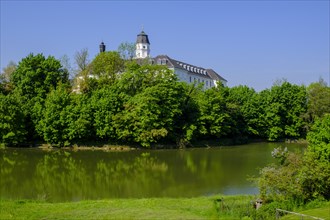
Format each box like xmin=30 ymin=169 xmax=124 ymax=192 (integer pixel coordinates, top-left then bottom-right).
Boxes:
xmin=1 ymin=196 xmax=329 ymax=220
xmin=0 ymin=195 xmax=255 ymax=220
xmin=280 ymin=205 xmax=330 ymax=220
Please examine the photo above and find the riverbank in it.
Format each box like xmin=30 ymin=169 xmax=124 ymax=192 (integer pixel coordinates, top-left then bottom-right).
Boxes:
xmin=0 ymin=137 xmax=308 ymax=151
xmin=1 ymin=196 xmax=328 ymax=220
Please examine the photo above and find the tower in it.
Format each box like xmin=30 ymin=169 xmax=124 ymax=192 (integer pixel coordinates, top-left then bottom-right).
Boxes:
xmin=135 ymin=30 xmax=150 ymax=59
xmin=99 ymin=42 xmax=106 ymax=53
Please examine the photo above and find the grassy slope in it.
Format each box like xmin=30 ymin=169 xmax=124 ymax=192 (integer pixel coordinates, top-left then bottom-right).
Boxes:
xmin=1 ymin=197 xmax=329 ymax=220
xmin=281 ymin=205 xmax=330 ymax=220
xmin=0 ymin=195 xmax=253 ymax=220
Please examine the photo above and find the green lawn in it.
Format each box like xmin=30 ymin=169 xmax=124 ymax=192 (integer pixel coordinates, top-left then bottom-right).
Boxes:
xmin=1 ymin=196 xmax=329 ymax=220
xmin=281 ymin=205 xmax=330 ymax=220
xmin=0 ymin=195 xmax=254 ymax=220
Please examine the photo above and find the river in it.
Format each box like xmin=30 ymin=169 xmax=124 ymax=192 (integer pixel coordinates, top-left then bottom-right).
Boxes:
xmin=0 ymin=142 xmax=305 ymax=202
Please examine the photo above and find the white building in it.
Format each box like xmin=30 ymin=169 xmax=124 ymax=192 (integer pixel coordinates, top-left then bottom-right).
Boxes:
xmin=134 ymin=30 xmax=227 ymax=88
xmin=135 ymin=31 xmax=151 ymax=59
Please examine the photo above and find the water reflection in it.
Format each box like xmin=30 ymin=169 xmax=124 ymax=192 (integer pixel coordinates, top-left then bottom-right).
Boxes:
xmin=0 ymin=143 xmax=305 ymax=202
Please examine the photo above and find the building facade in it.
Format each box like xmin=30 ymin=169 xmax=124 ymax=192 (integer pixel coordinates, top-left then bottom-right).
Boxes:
xmin=134 ymin=30 xmax=227 ymax=88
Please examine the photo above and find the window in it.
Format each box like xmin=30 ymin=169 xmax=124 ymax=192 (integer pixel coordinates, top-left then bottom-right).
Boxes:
xmin=143 ymin=45 xmax=146 ymax=49
xmin=206 ymin=81 xmax=208 ymax=86
xmin=190 ymin=76 xmax=191 ymax=82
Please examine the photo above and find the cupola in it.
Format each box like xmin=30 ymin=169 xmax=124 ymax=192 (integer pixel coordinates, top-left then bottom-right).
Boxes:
xmin=135 ymin=30 xmax=150 ymax=59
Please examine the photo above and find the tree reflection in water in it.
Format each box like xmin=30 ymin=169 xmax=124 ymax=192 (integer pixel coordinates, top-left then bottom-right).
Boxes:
xmin=0 ymin=143 xmax=305 ymax=202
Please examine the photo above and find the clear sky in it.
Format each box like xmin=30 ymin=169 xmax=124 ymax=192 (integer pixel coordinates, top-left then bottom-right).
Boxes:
xmin=1 ymin=0 xmax=329 ymax=91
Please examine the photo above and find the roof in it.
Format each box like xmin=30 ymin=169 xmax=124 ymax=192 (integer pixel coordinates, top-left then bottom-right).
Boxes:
xmin=206 ymin=69 xmax=227 ymax=82
xmin=153 ymin=55 xmax=227 ymax=82
xmin=136 ymin=31 xmax=150 ymax=44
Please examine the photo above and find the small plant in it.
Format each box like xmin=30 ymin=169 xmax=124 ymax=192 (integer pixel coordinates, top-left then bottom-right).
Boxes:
xmin=271 ymin=146 xmax=288 ymax=165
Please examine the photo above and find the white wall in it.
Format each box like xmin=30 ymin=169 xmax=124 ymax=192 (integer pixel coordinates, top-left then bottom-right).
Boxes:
xmin=136 ymin=43 xmax=150 ymax=58
xmin=172 ymin=67 xmax=215 ymax=90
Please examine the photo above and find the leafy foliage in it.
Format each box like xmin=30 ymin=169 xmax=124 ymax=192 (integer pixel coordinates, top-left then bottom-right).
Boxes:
xmin=117 ymin=42 xmax=135 ymax=60
xmin=0 ymin=52 xmax=327 ymax=148
xmin=0 ymin=92 xmax=27 ymax=145
xmin=257 ymin=115 xmax=330 ymax=202
xmin=11 ymin=53 xmax=69 ymax=100
xmin=305 ymin=79 xmax=330 ymax=124
xmin=259 ymin=81 xmax=307 ymax=141
xmin=89 ymin=51 xmax=124 ymax=86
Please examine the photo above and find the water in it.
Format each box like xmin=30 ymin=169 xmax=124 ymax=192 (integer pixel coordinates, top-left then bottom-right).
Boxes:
xmin=0 ymin=142 xmax=305 ymax=202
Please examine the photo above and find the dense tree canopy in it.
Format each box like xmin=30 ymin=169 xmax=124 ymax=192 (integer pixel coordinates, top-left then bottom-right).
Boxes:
xmin=1 ymin=52 xmax=329 ymax=148
xmin=11 ymin=53 xmax=69 ymax=100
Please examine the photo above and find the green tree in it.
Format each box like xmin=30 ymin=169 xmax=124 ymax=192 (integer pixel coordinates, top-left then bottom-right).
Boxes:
xmin=300 ymin=114 xmax=330 ymax=200
xmin=90 ymin=85 xmax=128 ymax=141
xmin=89 ymin=51 xmax=125 ymax=86
xmin=260 ymin=81 xmax=307 ymax=141
xmin=113 ymin=81 xmax=186 ymax=147
xmin=116 ymin=64 xmax=177 ymax=97
xmin=66 ymin=93 xmax=94 ymax=142
xmin=0 ymin=92 xmax=27 ymax=145
xmin=226 ymin=85 xmax=259 ymax=137
xmin=36 ymin=85 xmax=71 ymax=146
xmin=257 ymin=115 xmax=330 ymax=202
xmin=197 ymin=86 xmax=232 ymax=139
xmin=0 ymin=61 xmax=16 ymax=94
xmin=11 ymin=53 xmax=69 ymax=100
xmin=117 ymin=42 xmax=135 ymax=60
xmin=112 ymin=74 xmax=198 ymax=148
xmin=36 ymin=85 xmax=92 ymax=147
xmin=305 ymin=79 xmax=330 ymax=125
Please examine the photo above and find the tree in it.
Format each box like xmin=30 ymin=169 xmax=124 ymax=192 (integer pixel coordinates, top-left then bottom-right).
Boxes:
xmin=257 ymin=115 xmax=330 ymax=202
xmin=305 ymin=79 xmax=330 ymax=125
xmin=197 ymin=86 xmax=232 ymax=139
xmin=90 ymin=85 xmax=128 ymax=141
xmin=36 ymin=85 xmax=71 ymax=147
xmin=300 ymin=114 xmax=330 ymax=200
xmin=226 ymin=85 xmax=259 ymax=137
xmin=0 ymin=61 xmax=16 ymax=94
xmin=113 ymin=81 xmax=186 ymax=147
xmin=89 ymin=51 xmax=125 ymax=86
xmin=259 ymin=81 xmax=307 ymax=141
xmin=11 ymin=53 xmax=69 ymax=100
xmin=117 ymin=42 xmax=136 ymax=60
xmin=74 ymin=48 xmax=90 ymax=72
xmin=36 ymin=85 xmax=93 ymax=147
xmin=0 ymin=92 xmax=27 ymax=145
xmin=116 ymin=64 xmax=177 ymax=96
xmin=59 ymin=54 xmax=74 ymax=80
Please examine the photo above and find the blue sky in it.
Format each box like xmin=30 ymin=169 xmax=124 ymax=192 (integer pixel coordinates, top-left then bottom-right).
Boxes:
xmin=1 ymin=1 xmax=329 ymax=91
